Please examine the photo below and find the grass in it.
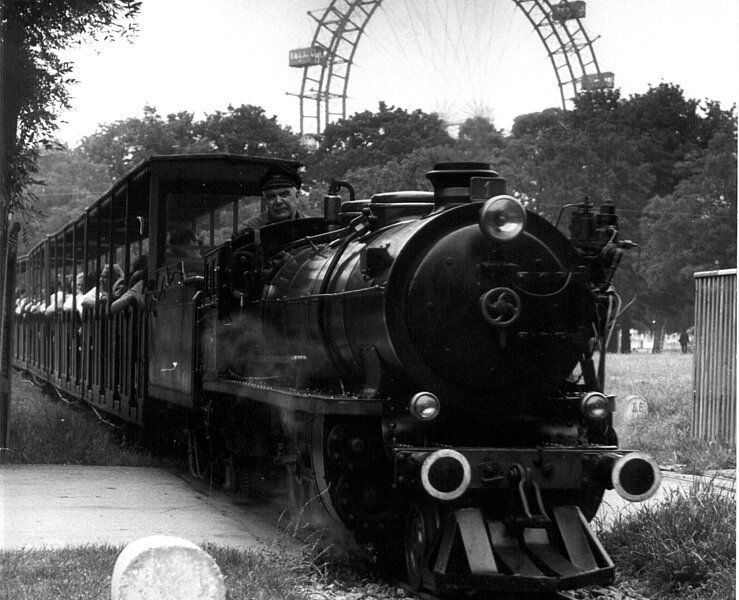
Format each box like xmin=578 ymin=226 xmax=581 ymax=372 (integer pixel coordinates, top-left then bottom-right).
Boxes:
xmin=599 ymin=351 xmax=736 ymax=600
xmin=0 ymin=544 xmax=328 ymax=600
xmin=1 ymin=371 xmax=162 ymax=466
xmin=604 ymin=351 xmax=735 ymax=472
xmin=596 ymin=483 xmax=736 ymax=600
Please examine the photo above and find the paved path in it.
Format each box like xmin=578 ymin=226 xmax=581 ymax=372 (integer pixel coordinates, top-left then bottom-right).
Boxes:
xmin=0 ymin=465 xmax=734 ymax=550
xmin=0 ymin=465 xmax=289 ymax=551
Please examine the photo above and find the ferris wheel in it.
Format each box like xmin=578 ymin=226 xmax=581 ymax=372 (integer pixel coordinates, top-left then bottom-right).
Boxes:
xmin=289 ymin=0 xmax=613 ymax=136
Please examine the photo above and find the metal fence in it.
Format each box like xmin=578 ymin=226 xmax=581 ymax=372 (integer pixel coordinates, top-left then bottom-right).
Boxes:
xmin=692 ymin=268 xmax=736 ymax=442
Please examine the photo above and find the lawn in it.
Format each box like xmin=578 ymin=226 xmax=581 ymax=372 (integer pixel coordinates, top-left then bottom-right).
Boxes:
xmin=605 ymin=351 xmax=735 ymax=472
xmin=1 ymin=371 xmax=162 ymax=466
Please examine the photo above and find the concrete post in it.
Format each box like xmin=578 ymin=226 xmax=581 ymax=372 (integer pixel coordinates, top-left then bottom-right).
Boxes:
xmin=111 ymin=535 xmax=225 ymax=600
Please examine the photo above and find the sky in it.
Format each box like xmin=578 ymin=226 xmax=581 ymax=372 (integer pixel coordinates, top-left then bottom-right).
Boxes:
xmin=55 ymin=0 xmax=739 ymax=145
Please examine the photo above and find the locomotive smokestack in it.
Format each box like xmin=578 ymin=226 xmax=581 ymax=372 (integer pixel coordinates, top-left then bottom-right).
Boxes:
xmin=426 ymin=162 xmax=506 ymax=208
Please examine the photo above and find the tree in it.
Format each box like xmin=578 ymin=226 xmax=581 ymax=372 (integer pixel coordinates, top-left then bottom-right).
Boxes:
xmin=0 ymin=0 xmax=141 ymax=214
xmin=22 ymin=145 xmax=113 ymax=251
xmin=311 ymin=102 xmax=453 ymax=182
xmin=0 ymin=0 xmax=140 ymax=461
xmin=618 ymin=83 xmax=706 ymax=198
xmin=456 ymin=116 xmax=506 ymax=156
xmin=197 ymin=104 xmax=304 ymax=159
xmin=80 ymin=105 xmax=212 ymax=178
xmin=639 ymin=111 xmax=737 ymax=329
xmin=505 ymin=108 xmax=602 ymax=221
xmin=81 ymin=104 xmax=306 ymax=179
xmin=342 ymin=145 xmax=470 ymax=199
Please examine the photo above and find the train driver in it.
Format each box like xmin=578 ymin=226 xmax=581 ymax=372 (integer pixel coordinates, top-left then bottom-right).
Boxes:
xmin=241 ymin=166 xmax=303 ymax=229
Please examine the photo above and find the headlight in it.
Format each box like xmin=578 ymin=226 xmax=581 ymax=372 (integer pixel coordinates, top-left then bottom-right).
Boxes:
xmin=479 ymin=195 xmax=526 ymax=241
xmin=409 ymin=392 xmax=441 ymax=421
xmin=581 ymin=392 xmax=610 ymax=421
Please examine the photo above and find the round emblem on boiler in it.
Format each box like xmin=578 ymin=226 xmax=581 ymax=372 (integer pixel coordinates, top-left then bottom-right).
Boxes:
xmin=479 ymin=287 xmax=521 ymax=327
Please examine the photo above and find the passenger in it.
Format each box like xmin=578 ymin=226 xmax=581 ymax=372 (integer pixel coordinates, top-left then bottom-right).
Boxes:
xmin=167 ymin=228 xmax=202 ymax=260
xmin=44 ymin=279 xmax=69 ymax=316
xmin=23 ymin=296 xmax=38 ymax=316
xmin=111 ymin=255 xmax=148 ymax=313
xmin=80 ymin=264 xmax=124 ymax=309
xmin=15 ymin=289 xmax=29 ymax=316
xmin=63 ymin=272 xmax=93 ymax=316
xmin=31 ymin=295 xmax=46 ymax=314
xmin=241 ymin=166 xmax=303 ymax=229
xmin=113 ymin=268 xmax=127 ymax=297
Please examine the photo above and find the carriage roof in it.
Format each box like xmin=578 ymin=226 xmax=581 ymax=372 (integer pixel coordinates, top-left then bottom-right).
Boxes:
xmin=23 ymin=153 xmax=302 ymax=260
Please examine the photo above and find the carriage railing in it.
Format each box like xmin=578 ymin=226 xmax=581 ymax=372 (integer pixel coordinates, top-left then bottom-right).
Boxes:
xmin=14 ymin=299 xmax=147 ymax=426
xmin=81 ymin=303 xmax=146 ymax=425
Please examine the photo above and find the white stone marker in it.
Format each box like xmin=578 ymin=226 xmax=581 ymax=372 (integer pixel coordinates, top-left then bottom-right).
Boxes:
xmin=111 ymin=535 xmax=226 ymax=600
xmin=622 ymin=394 xmax=649 ymax=423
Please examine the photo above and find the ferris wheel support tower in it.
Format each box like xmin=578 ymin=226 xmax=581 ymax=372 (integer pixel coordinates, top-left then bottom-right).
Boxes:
xmin=289 ymin=0 xmax=613 ymax=137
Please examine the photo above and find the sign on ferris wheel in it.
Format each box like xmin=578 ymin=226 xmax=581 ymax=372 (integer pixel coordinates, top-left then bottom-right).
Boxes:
xmin=289 ymin=46 xmax=327 ymax=68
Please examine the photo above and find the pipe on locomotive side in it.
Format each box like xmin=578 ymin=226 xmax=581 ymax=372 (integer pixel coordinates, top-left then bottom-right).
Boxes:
xmin=597 ymin=452 xmax=662 ymax=502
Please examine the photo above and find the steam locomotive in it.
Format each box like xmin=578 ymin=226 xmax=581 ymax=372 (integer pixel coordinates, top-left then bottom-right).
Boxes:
xmin=13 ymin=155 xmax=660 ymax=596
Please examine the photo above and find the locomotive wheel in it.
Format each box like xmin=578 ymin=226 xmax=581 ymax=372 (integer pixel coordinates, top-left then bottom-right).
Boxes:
xmin=404 ymin=500 xmax=440 ymax=591
xmin=280 ymin=412 xmax=345 ymax=531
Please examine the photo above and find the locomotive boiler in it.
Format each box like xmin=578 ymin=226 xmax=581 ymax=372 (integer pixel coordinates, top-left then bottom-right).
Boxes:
xmin=199 ymin=161 xmax=660 ymax=594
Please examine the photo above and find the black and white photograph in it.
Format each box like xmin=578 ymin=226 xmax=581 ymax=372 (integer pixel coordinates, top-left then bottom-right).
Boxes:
xmin=0 ymin=2 xmax=736 ymax=599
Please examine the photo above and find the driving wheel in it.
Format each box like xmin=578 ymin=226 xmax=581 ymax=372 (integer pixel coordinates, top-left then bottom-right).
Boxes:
xmin=404 ymin=500 xmax=440 ymax=591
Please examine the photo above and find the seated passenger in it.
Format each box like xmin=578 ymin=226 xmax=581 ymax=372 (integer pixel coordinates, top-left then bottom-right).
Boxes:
xmin=80 ymin=264 xmax=124 ymax=309
xmin=241 ymin=166 xmax=304 ymax=229
xmin=63 ymin=272 xmax=93 ymax=316
xmin=111 ymin=255 xmax=148 ymax=313
xmin=31 ymin=295 xmax=46 ymax=314
xmin=166 ymin=228 xmax=202 ymax=261
xmin=23 ymin=297 xmax=39 ymax=315
xmin=15 ymin=289 xmax=29 ymax=315
xmin=44 ymin=279 xmax=69 ymax=316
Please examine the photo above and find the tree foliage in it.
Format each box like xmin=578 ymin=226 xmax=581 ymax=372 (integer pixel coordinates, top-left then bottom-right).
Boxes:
xmin=198 ymin=104 xmax=304 ymax=159
xmin=80 ymin=104 xmax=305 ymax=179
xmin=500 ymin=85 xmax=736 ymax=333
xmin=639 ymin=113 xmax=737 ymax=327
xmin=79 ymin=105 xmax=210 ymax=178
xmin=0 ymin=0 xmax=140 ymax=210
xmin=310 ymin=101 xmax=453 ymax=181
xmin=21 ymin=146 xmax=113 ymax=251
